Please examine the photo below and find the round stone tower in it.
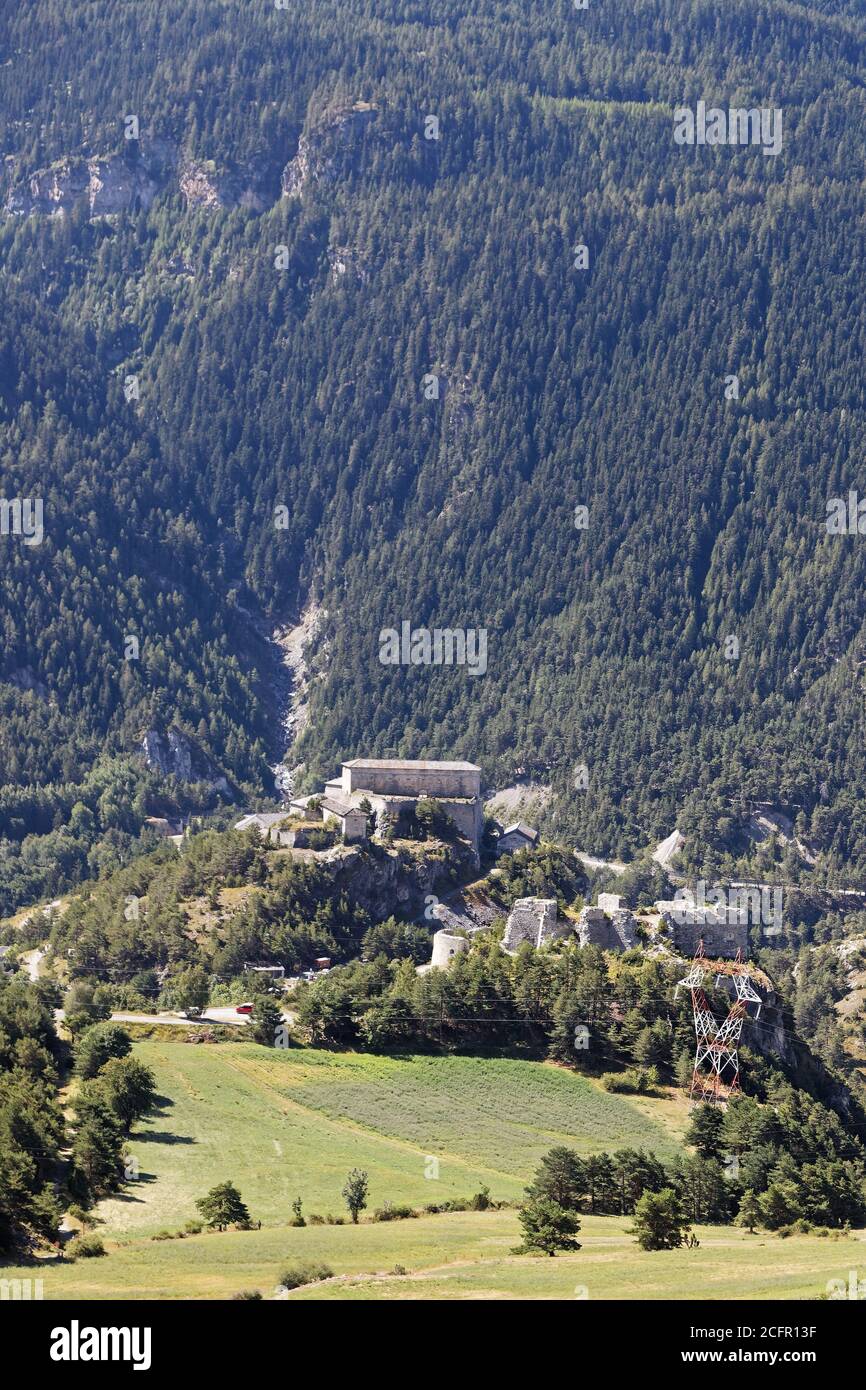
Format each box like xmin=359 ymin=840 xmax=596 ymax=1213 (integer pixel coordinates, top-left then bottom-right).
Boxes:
xmin=431 ymin=929 xmax=470 ymax=969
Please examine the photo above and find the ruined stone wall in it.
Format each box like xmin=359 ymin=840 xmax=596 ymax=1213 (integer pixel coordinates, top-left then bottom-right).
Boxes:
xmin=576 ymin=906 xmax=638 ymax=952
xmin=669 ymin=917 xmax=749 ymax=959
xmin=365 ymin=793 xmax=480 ymax=852
xmin=503 ymin=898 xmax=566 ymax=951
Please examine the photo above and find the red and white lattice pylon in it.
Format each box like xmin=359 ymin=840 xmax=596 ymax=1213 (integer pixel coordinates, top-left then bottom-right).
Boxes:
xmin=675 ymin=946 xmax=762 ymax=1106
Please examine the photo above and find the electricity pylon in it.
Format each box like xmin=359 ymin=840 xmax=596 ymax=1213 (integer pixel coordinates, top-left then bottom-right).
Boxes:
xmin=676 ymin=946 xmax=762 ymax=1106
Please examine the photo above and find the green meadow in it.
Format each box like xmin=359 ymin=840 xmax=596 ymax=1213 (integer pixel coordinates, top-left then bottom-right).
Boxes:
xmin=3 ymin=1041 xmax=858 ymax=1300
xmin=5 ymin=1212 xmax=860 ymax=1302
xmin=92 ymin=1042 xmax=688 ymax=1237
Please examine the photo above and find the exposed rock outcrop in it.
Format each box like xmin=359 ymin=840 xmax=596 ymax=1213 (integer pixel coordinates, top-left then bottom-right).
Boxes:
xmin=178 ymin=158 xmax=274 ymax=212
xmin=282 ymin=103 xmax=378 ymax=198
xmin=140 ymin=728 xmax=231 ymax=793
xmin=312 ymin=840 xmax=475 ymax=921
xmin=427 ymin=888 xmax=500 ymax=938
xmin=327 ymin=244 xmax=368 ymax=285
xmin=5 ymin=140 xmax=279 ymax=220
xmin=6 ymin=153 xmax=164 ymax=218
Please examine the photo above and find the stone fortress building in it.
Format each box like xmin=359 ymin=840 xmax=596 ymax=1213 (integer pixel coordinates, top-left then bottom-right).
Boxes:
xmin=325 ymin=758 xmax=483 ymax=856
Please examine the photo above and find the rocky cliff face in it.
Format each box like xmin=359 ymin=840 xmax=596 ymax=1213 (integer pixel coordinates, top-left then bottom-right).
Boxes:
xmin=5 ymin=141 xmax=279 ymax=218
xmin=140 ymin=727 xmax=231 ymax=793
xmin=282 ymin=103 xmax=378 ymax=198
xmin=178 ymin=158 xmax=274 ymax=211
xmin=314 ymin=839 xmax=473 ymax=921
xmin=4 ymin=104 xmax=378 ymax=219
xmin=6 ymin=153 xmax=164 ymax=218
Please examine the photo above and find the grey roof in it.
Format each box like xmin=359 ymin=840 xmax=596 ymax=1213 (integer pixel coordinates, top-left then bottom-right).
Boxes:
xmin=234 ymin=812 xmax=286 ymax=830
xmin=320 ymin=797 xmax=365 ymax=819
xmin=344 ymin=759 xmax=480 ymax=772
xmin=502 ymin=822 xmax=538 ymax=840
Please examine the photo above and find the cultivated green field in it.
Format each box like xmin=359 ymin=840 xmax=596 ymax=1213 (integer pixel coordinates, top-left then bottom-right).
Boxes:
xmin=3 ymin=1041 xmax=862 ymax=1300
xmin=5 ymin=1212 xmax=862 ymax=1301
xmin=92 ymin=1042 xmax=688 ymax=1237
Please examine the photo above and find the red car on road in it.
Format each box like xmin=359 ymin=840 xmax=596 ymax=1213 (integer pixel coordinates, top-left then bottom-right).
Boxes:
xmin=235 ymin=1002 xmax=254 ymax=1015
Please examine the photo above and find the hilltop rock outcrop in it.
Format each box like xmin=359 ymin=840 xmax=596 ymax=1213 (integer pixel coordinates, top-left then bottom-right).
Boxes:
xmin=282 ymin=103 xmax=378 ymax=198
xmin=313 ymin=839 xmax=474 ymax=921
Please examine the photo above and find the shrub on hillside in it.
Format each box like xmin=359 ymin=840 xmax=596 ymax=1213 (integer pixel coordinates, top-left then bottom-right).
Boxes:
xmin=423 ymin=1192 xmax=507 ymax=1214
xmin=66 ymin=1204 xmax=94 ymax=1228
xmin=372 ymin=1202 xmax=417 ymax=1222
xmin=601 ymin=1066 xmax=659 ymax=1094
xmin=278 ymin=1262 xmax=333 ymax=1290
xmin=67 ymin=1234 xmax=105 ymax=1259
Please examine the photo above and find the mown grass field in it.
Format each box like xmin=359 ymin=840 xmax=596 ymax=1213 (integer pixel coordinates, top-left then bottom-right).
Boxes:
xmin=4 ymin=1212 xmax=862 ymax=1301
xmin=93 ymin=1042 xmax=689 ymax=1237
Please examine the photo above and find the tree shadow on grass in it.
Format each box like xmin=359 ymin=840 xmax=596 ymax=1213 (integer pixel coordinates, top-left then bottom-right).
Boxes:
xmin=107 ymin=1175 xmax=160 ymax=1204
xmin=132 ymin=1129 xmax=196 ymax=1146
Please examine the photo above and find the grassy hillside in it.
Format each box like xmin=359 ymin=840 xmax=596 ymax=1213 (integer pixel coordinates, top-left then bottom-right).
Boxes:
xmin=4 ymin=1039 xmax=861 ymax=1300
xmin=94 ymin=1042 xmax=688 ymax=1237
xmin=5 ymin=1212 xmax=861 ymax=1301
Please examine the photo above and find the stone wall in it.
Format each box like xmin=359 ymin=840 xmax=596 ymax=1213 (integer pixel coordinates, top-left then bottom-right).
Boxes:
xmin=576 ymin=906 xmax=638 ymax=952
xmin=355 ymin=791 xmax=481 ymax=854
xmin=503 ymin=898 xmax=566 ymax=951
xmin=342 ymin=760 xmax=481 ymax=799
xmin=668 ymin=916 xmax=749 ymax=959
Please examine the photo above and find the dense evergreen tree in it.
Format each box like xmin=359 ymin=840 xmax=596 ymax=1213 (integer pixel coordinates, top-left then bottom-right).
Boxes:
xmin=0 ymin=1 xmax=865 ymax=914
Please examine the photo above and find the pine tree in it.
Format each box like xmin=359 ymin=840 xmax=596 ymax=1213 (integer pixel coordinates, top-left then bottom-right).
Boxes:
xmin=514 ymin=1197 xmax=582 ymax=1257
xmin=736 ymin=1191 xmax=762 ymax=1234
xmin=630 ymin=1189 xmax=690 ymax=1252
xmin=195 ymin=1181 xmax=250 ymax=1231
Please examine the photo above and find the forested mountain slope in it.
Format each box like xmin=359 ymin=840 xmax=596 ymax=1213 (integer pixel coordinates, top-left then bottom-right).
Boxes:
xmin=1 ymin=0 xmax=865 ymax=910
